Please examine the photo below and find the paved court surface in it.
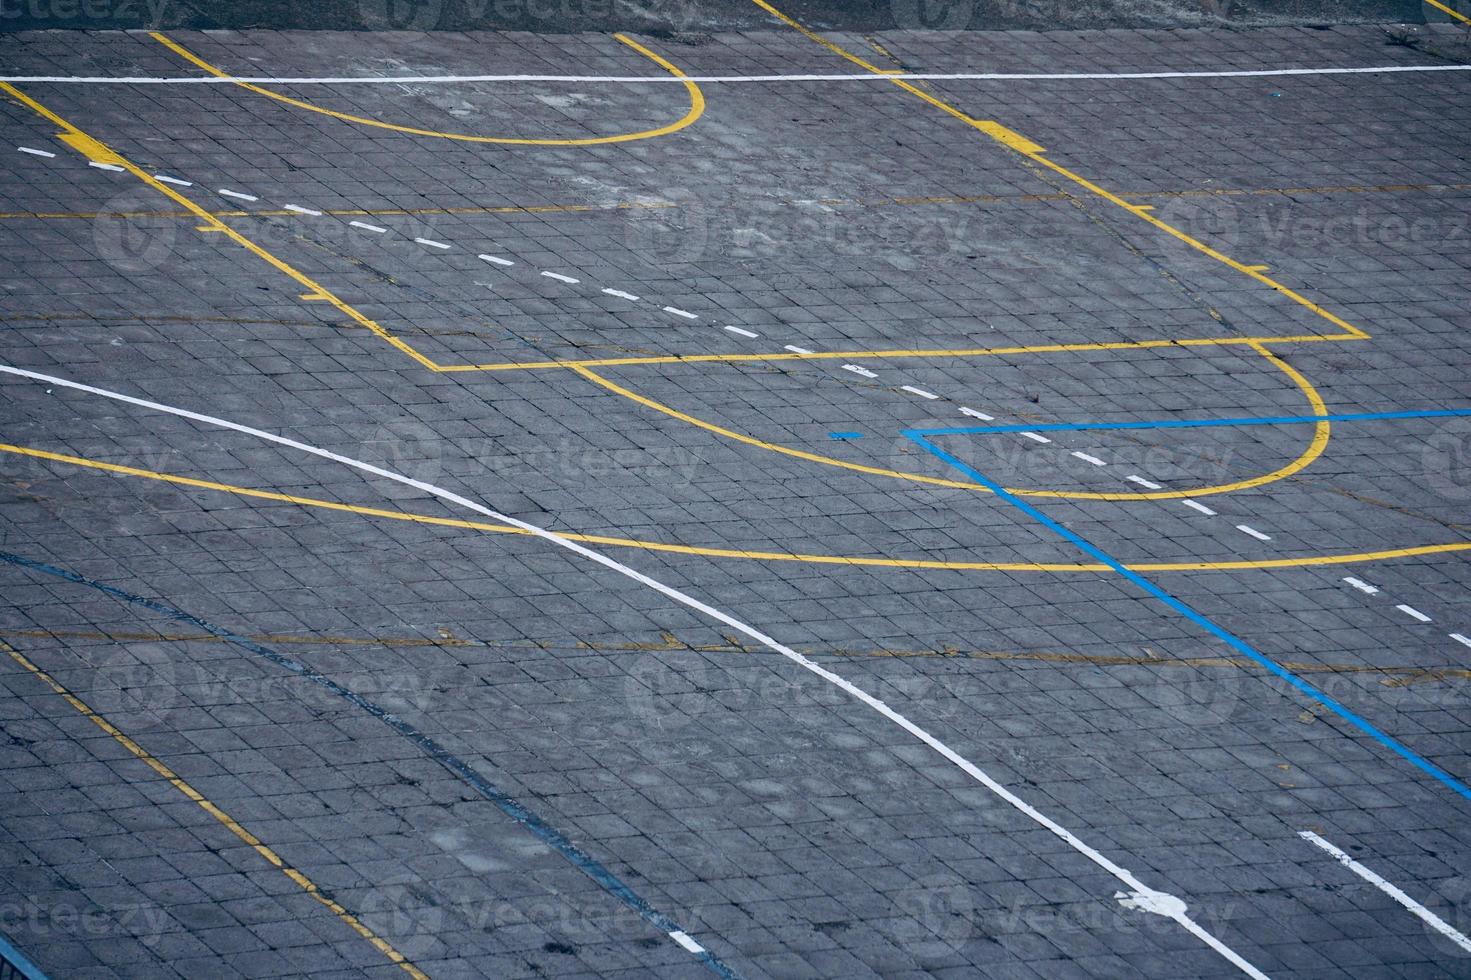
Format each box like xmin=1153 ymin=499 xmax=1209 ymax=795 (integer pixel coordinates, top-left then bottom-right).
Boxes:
xmin=1 ymin=3 xmax=1471 ymax=978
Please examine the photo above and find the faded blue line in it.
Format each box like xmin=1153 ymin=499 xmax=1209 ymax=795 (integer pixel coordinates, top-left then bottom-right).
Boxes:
xmin=911 ymin=407 xmax=1471 ymax=437
xmin=901 ymin=433 xmax=1471 ymax=804
xmin=0 ymin=927 xmax=49 ymax=980
xmin=828 ymin=431 xmax=864 ymax=440
xmin=0 ymin=550 xmax=742 ymax=979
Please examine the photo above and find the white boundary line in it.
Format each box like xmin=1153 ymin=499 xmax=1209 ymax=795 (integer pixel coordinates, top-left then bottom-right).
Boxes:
xmin=1 ymin=64 xmax=1467 ymax=84
xmin=0 ymin=361 xmax=1268 ymax=979
xmin=1299 ymin=830 xmax=1471 ymax=955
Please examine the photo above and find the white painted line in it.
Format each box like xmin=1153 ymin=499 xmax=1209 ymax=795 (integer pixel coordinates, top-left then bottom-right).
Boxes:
xmin=415 ymin=237 xmax=452 ymax=250
xmin=1236 ymin=524 xmax=1272 ymax=542
xmin=1127 ymin=475 xmax=1163 ymax=490
xmin=350 ymin=220 xmax=388 ymax=233
xmin=9 ymin=65 xmax=1470 ymax=85
xmin=601 ymin=288 xmax=640 ymax=301
xmin=154 ymin=174 xmax=192 ymax=186
xmin=478 ymin=254 xmax=514 ymax=267
xmin=959 ymin=407 xmax=994 ymax=421
xmin=1397 ymin=604 xmax=1432 ymax=623
xmin=901 ymin=385 xmax=939 ymax=400
xmin=842 ymin=364 xmax=878 ymax=379
xmin=663 ymin=306 xmax=698 ymax=319
xmin=17 ymin=146 xmax=56 ymax=158
xmin=1451 ymin=633 xmax=1471 ymax=650
xmin=668 ymin=931 xmax=704 ymax=954
xmin=0 ymin=360 xmax=1272 ymax=980
xmin=724 ymin=326 xmax=759 ymax=339
xmin=1299 ymin=830 xmax=1471 ymax=956
xmin=1020 ymin=432 xmax=1051 ymax=444
xmin=1182 ymin=499 xmax=1216 ymax=516
xmin=1071 ymin=451 xmax=1106 ymax=466
xmin=1343 ymin=576 xmax=1380 ymax=595
xmin=283 ymin=204 xmax=323 ymax=216
xmin=88 ymin=161 xmax=124 ymax=172
xmin=783 ymin=345 xmax=813 ymax=354
xmin=540 ymin=270 xmax=579 ymax=283
xmin=217 ymin=188 xmax=258 ymax=202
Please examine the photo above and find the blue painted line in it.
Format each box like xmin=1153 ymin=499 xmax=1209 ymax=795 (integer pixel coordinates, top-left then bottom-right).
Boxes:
xmin=0 ymin=550 xmax=742 ymax=979
xmin=828 ymin=431 xmax=864 ymax=440
xmin=0 ymin=927 xmax=49 ymax=980
xmin=901 ymin=433 xmax=1471 ymax=804
xmin=910 ymin=407 xmax=1471 ymax=437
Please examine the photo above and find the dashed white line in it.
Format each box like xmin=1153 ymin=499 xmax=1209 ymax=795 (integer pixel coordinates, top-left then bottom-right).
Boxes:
xmin=901 ymin=385 xmax=939 ymax=400
xmin=1451 ymin=633 xmax=1471 ymax=650
xmin=724 ymin=326 xmax=759 ymax=339
xmin=1127 ymin=475 xmax=1163 ymax=490
xmin=601 ymin=288 xmax=640 ymax=301
xmin=17 ymin=146 xmax=56 ymax=158
xmin=1072 ymin=451 xmax=1106 ymax=466
xmin=154 ymin=174 xmax=192 ymax=186
xmin=415 ymin=237 xmax=452 ymax=250
xmin=349 ymin=220 xmax=388 ymax=233
xmin=88 ymin=161 xmax=124 ymax=172
xmin=668 ymin=931 xmax=705 ymax=954
xmin=1182 ymin=499 xmax=1217 ymax=516
xmin=1343 ymin=576 xmax=1379 ymax=595
xmin=842 ymin=364 xmax=878 ymax=379
xmin=1397 ymin=604 xmax=1432 ymax=623
xmin=1020 ymin=432 xmax=1051 ymax=444
xmin=218 ymin=189 xmax=258 ymax=202
xmin=783 ymin=344 xmax=813 ymax=354
xmin=0 ymin=361 xmax=1270 ymax=980
xmin=663 ymin=306 xmax=698 ymax=319
xmin=478 ymin=254 xmax=514 ymax=266
xmin=283 ymin=204 xmax=323 ymax=215
xmin=959 ymin=407 xmax=994 ymax=421
xmin=541 ymin=270 xmax=579 ymax=283
xmin=1236 ymin=524 xmax=1272 ymax=542
xmin=1300 ymin=830 xmax=1471 ymax=956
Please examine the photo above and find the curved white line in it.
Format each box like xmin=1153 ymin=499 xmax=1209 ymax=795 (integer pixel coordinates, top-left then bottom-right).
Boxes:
xmin=0 ymin=65 xmax=1466 ymax=84
xmin=0 ymin=362 xmax=1269 ymax=978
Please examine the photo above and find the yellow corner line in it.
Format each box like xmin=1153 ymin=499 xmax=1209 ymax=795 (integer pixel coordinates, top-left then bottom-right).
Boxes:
xmin=752 ymin=0 xmax=1373 ymax=344
xmin=570 ymin=339 xmax=1335 ymax=501
xmin=3 ymin=440 xmax=1467 ymax=574
xmin=150 ymin=31 xmax=706 ymax=146
xmin=0 ymin=81 xmax=442 ymax=373
xmin=0 ymin=639 xmax=429 ymax=979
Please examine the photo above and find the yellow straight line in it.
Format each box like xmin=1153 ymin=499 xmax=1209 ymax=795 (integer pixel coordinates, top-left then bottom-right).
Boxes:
xmin=750 ymin=0 xmax=1373 ymax=343
xmin=0 ymin=81 xmax=443 ymax=372
xmin=0 ymin=639 xmax=429 ymax=979
xmin=437 ymin=332 xmax=1363 ymax=372
xmin=6 ymin=439 xmax=1467 ymax=575
xmin=1424 ymin=0 xmax=1471 ymax=24
xmin=150 ymin=31 xmax=706 ymax=146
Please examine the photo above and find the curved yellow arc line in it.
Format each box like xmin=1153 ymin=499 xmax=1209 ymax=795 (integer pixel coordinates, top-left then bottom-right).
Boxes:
xmin=569 ymin=342 xmax=1332 ymax=501
xmin=5 ymin=441 xmax=1466 ymax=575
xmin=150 ymin=31 xmax=705 ymax=146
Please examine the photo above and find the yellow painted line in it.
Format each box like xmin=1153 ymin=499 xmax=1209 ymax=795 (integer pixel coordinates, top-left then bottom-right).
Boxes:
xmin=434 ymin=332 xmax=1363 ymax=373
xmin=0 ymin=639 xmax=429 ymax=979
xmin=3 ymin=440 xmax=1467 ymax=574
xmin=151 ymin=31 xmax=706 ymax=146
xmin=751 ymin=0 xmax=1373 ymax=343
xmin=1424 ymin=0 xmax=1471 ymax=24
xmin=571 ymin=340 xmax=1335 ymax=501
xmin=0 ymin=81 xmax=442 ymax=372
xmin=57 ymin=131 xmax=123 ymax=164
